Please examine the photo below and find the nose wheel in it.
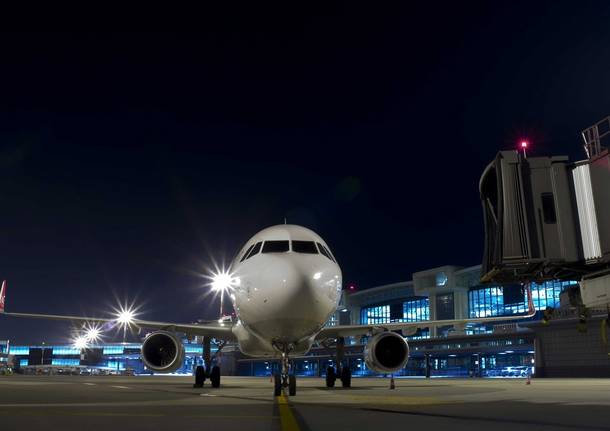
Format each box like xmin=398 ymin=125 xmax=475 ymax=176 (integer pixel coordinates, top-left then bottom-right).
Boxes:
xmin=273 ymin=348 xmax=297 ymax=396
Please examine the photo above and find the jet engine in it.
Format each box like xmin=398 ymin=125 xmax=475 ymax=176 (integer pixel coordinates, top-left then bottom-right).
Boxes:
xmin=141 ymin=331 xmax=185 ymax=373
xmin=364 ymin=331 xmax=409 ymax=374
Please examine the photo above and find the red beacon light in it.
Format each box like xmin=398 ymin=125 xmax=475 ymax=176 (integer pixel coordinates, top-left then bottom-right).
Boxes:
xmin=519 ymin=140 xmax=529 ymax=158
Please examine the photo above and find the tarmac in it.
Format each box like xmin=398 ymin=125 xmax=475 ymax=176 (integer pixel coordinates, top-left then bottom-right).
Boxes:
xmin=0 ymin=375 xmax=609 ymax=431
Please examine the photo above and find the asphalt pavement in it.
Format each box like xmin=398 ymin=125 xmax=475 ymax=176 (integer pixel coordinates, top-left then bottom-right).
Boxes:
xmin=0 ymin=375 xmax=609 ymax=431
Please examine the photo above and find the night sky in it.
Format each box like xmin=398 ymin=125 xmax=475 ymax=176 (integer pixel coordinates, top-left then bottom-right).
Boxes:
xmin=2 ymin=3 xmax=610 ymax=343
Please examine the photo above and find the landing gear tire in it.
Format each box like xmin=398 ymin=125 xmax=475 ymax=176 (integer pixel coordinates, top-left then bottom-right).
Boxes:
xmin=193 ymin=365 xmax=205 ymax=388
xmin=340 ymin=366 xmax=351 ymax=388
xmin=288 ymin=375 xmax=296 ymax=396
xmin=274 ymin=373 xmax=282 ymax=396
xmin=210 ymin=365 xmax=221 ymax=388
xmin=326 ymin=366 xmax=336 ymax=388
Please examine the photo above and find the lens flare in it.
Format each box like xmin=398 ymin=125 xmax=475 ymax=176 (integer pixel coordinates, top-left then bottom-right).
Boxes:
xmin=73 ymin=335 xmax=88 ymax=350
xmin=84 ymin=323 xmax=103 ymax=343
xmin=109 ymin=300 xmax=142 ymax=336
xmin=210 ymin=270 xmax=238 ymax=293
xmin=116 ymin=308 xmax=136 ymax=325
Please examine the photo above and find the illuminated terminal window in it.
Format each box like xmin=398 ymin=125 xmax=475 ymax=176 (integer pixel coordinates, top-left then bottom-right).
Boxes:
xmin=19 ymin=359 xmax=28 ymax=366
xmin=403 ymin=298 xmax=430 ymax=322
xmin=185 ymin=345 xmax=203 ymax=354
xmin=531 ymin=280 xmax=577 ymax=310
xmin=325 ymin=314 xmax=338 ymax=327
xmin=408 ymin=328 xmax=430 ymax=340
xmin=9 ymin=346 xmax=30 ymax=355
xmin=52 ymin=346 xmax=80 ymax=355
xmin=52 ymin=358 xmax=80 ymax=366
xmin=469 ymin=280 xmax=578 ymax=318
xmin=360 ymin=305 xmax=390 ymax=324
xmin=103 ymin=346 xmax=125 ymax=355
xmin=107 ymin=361 xmax=125 ymax=370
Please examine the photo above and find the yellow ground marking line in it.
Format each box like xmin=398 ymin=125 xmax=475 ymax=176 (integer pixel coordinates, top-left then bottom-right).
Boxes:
xmin=277 ymin=393 xmax=301 ymax=431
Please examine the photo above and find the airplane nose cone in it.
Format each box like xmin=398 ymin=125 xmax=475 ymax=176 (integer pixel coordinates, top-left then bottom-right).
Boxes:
xmin=244 ymin=256 xmax=340 ymax=343
xmin=261 ymin=258 xmax=311 ymax=311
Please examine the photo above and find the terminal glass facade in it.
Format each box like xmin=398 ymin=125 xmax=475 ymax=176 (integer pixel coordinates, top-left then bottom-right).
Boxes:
xmin=6 ymin=342 xmax=214 ymax=375
xmin=403 ymin=298 xmax=429 ymax=322
xmin=530 ymin=280 xmax=577 ymax=310
xmin=360 ymin=304 xmax=390 ymax=324
xmin=469 ymin=280 xmax=577 ymax=318
xmin=361 ymin=298 xmax=431 ymax=325
xmin=52 ymin=346 xmax=80 ymax=355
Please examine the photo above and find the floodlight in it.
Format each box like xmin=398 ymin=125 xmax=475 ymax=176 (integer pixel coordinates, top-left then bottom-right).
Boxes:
xmin=117 ymin=308 xmax=135 ymax=325
xmin=73 ymin=336 xmax=88 ymax=350
xmin=211 ymin=270 xmax=237 ymax=293
xmin=84 ymin=323 xmax=102 ymax=343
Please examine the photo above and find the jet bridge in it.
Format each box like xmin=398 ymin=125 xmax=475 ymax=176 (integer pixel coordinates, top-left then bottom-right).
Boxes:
xmin=480 ymin=116 xmax=610 ymax=307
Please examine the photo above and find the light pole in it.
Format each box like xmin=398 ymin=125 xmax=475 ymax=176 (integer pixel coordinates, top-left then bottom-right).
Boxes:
xmin=211 ymin=271 xmax=233 ymax=320
xmin=219 ymin=289 xmax=224 ymax=319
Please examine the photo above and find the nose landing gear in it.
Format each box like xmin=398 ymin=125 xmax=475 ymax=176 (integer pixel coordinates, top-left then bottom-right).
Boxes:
xmin=273 ymin=343 xmax=297 ymax=396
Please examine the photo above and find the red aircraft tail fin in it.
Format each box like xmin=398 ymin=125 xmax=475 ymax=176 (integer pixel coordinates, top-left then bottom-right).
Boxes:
xmin=0 ymin=280 xmax=6 ymax=313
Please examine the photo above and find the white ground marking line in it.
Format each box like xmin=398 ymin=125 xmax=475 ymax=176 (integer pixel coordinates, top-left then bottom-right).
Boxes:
xmin=200 ymin=393 xmax=217 ymax=397
xmin=83 ymin=383 xmax=96 ymax=386
xmin=110 ymin=385 xmax=130 ymax=389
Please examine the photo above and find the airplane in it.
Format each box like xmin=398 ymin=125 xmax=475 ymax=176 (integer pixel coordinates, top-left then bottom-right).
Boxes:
xmin=0 ymin=224 xmax=535 ymax=396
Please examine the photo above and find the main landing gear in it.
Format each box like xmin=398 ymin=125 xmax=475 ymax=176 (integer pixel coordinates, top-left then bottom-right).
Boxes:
xmin=193 ymin=365 xmax=221 ymax=388
xmin=194 ymin=337 xmax=225 ymax=389
xmin=323 ymin=336 xmax=351 ymax=389
xmin=325 ymin=365 xmax=352 ymax=388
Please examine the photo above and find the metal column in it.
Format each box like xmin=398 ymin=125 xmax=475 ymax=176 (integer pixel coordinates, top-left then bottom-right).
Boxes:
xmin=203 ymin=336 xmax=212 ymax=372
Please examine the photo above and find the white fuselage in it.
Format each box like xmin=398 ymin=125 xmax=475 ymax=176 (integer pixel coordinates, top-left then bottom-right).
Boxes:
xmin=228 ymin=225 xmax=342 ymax=357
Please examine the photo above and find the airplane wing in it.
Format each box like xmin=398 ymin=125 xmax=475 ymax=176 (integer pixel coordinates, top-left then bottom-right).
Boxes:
xmin=316 ymin=285 xmax=536 ymax=340
xmin=0 ymin=281 xmax=235 ymax=340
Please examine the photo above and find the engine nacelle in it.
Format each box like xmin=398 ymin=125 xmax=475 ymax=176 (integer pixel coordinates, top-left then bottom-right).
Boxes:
xmin=141 ymin=331 xmax=185 ymax=373
xmin=364 ymin=331 xmax=409 ymax=374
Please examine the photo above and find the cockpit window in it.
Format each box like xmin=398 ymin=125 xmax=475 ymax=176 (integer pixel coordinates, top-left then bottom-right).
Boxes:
xmin=240 ymin=244 xmax=255 ymax=262
xmin=262 ymin=240 xmax=290 ymax=253
xmin=317 ymin=242 xmax=335 ymax=262
xmin=246 ymin=242 xmax=262 ymax=259
xmin=292 ymin=240 xmax=318 ymax=254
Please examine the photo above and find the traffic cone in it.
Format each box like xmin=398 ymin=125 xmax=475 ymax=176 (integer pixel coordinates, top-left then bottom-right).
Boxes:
xmin=389 ymin=375 xmax=395 ymax=390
